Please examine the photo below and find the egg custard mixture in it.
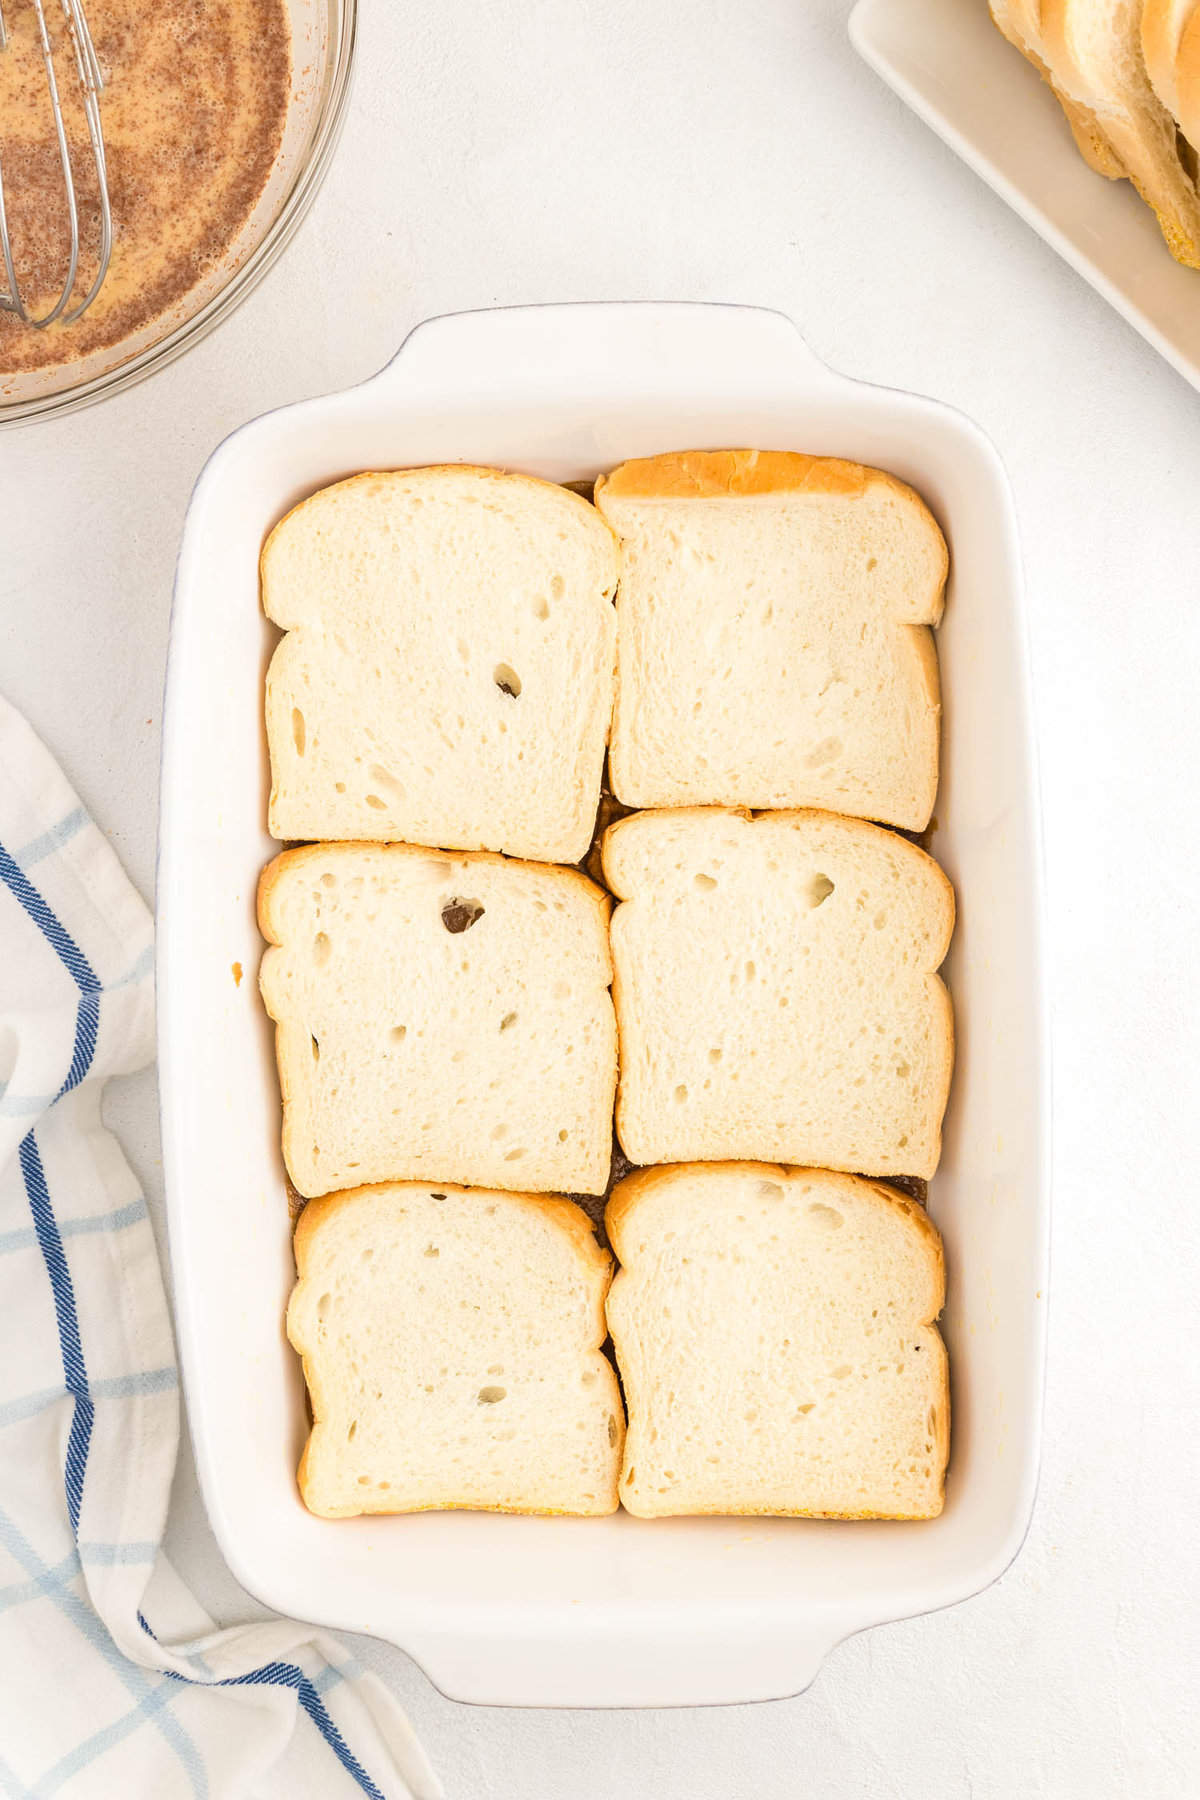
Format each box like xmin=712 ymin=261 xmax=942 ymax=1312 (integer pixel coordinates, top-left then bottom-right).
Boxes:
xmin=0 ymin=0 xmax=291 ymax=380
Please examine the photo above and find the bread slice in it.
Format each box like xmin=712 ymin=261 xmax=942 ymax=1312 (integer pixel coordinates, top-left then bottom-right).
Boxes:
xmin=1140 ymin=0 xmax=1191 ymax=121
xmin=263 ymin=467 xmax=619 ymax=863
xmin=259 ymin=843 xmax=617 ymax=1198
xmin=991 ymin=0 xmax=1126 ymax=175
xmin=1165 ymin=1 xmax=1200 ymax=153
xmin=1040 ymin=0 xmax=1200 ymax=266
xmin=606 ymin=1163 xmax=948 ymax=1519
xmin=593 ymin=450 xmax=947 ymax=832
xmin=603 ymin=808 xmax=954 ymax=1180
xmin=288 ymin=1182 xmax=624 ymax=1516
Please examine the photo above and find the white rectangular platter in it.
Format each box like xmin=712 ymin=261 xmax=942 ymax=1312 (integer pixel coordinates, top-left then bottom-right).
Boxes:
xmin=158 ymin=301 xmax=1049 ymax=1708
xmin=851 ymin=0 xmax=1200 ymax=394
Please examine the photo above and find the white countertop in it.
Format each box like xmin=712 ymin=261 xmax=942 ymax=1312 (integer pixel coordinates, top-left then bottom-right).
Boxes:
xmin=4 ymin=1 xmax=1199 ymax=1794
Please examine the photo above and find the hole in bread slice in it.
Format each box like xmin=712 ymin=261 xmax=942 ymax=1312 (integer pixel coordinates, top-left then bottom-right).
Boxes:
xmin=441 ymin=897 xmax=485 ymax=934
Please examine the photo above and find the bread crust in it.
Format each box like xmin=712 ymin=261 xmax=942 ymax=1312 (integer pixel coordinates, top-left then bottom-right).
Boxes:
xmin=605 ymin=1163 xmax=949 ymax=1521
xmin=598 ymin=448 xmax=868 ymax=501
xmin=1140 ymin=0 xmax=1190 ymax=123
xmin=257 ymin=839 xmax=613 ymax=951
xmin=906 ymin=620 xmax=942 ymax=826
xmin=601 ymin=805 xmax=955 ymax=949
xmin=1040 ymin=0 xmax=1200 ymax=267
xmin=289 ymin=1181 xmax=622 ymax=1518
xmin=990 ymin=0 xmax=1126 ymax=176
xmin=606 ymin=1161 xmax=944 ymax=1297
xmin=260 ymin=463 xmax=619 ymax=616
xmin=1175 ymin=2 xmax=1200 ymax=152
xmin=596 ymin=453 xmax=950 ymax=613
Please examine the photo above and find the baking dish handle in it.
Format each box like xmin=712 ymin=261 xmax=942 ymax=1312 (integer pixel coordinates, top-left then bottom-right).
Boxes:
xmin=407 ymin=1606 xmax=859 ymax=1708
xmin=367 ymin=301 xmax=843 ymax=408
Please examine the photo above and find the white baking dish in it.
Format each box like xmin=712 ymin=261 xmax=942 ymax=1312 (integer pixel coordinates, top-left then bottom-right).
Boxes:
xmin=158 ymin=302 xmax=1049 ymax=1708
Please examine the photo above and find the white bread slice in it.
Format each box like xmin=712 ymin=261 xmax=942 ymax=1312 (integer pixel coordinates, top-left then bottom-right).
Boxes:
xmin=288 ymin=1182 xmax=624 ymax=1516
xmin=263 ymin=467 xmax=619 ymax=863
xmin=991 ymin=0 xmax=1126 ymax=174
xmin=594 ymin=451 xmax=947 ymax=833
xmin=259 ymin=843 xmax=617 ymax=1198
xmin=1041 ymin=0 xmax=1200 ymax=266
xmin=603 ymin=809 xmax=954 ymax=1180
xmin=606 ymin=1164 xmax=948 ymax=1519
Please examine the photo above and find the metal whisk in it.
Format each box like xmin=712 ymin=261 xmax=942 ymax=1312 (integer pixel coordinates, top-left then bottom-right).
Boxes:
xmin=0 ymin=0 xmax=111 ymax=328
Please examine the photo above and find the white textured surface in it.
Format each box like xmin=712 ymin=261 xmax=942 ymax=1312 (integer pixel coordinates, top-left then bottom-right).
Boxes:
xmin=2 ymin=0 xmax=1198 ymax=1793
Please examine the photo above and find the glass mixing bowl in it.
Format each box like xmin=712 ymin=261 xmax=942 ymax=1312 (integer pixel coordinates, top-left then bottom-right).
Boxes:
xmin=0 ymin=0 xmax=357 ymax=427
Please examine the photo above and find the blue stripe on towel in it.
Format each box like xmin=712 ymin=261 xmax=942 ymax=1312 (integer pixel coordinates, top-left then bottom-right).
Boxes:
xmin=0 ymin=1093 xmax=54 ymax=1118
xmin=228 ymin=1664 xmax=387 ymax=1800
xmin=0 ymin=1198 xmax=148 ymax=1256
xmin=19 ymin=1134 xmax=94 ymax=1534
xmin=57 ymin=991 xmax=101 ymax=1099
xmin=89 ymin=1368 xmax=177 ymax=1400
xmin=146 ymin=1615 xmax=386 ymax=1800
xmin=1 ymin=838 xmax=103 ymax=1534
xmin=12 ymin=807 xmax=88 ymax=871
xmin=0 ymin=1369 xmax=176 ymax=1430
xmin=0 ymin=841 xmax=101 ymax=996
xmin=78 ymin=1541 xmax=159 ymax=1567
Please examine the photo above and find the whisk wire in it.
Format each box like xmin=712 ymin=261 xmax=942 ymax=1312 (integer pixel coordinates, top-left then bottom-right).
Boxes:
xmin=0 ymin=0 xmax=112 ymax=329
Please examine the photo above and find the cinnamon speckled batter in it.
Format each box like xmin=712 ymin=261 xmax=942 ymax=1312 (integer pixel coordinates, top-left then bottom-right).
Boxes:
xmin=0 ymin=0 xmax=291 ymax=379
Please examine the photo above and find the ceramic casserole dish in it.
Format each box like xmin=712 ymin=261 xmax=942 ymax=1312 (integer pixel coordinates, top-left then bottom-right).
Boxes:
xmin=158 ymin=301 xmax=1049 ymax=1707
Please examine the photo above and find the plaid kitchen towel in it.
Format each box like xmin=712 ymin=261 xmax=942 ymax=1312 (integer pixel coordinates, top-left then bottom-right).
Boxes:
xmin=0 ymin=695 xmax=439 ymax=1800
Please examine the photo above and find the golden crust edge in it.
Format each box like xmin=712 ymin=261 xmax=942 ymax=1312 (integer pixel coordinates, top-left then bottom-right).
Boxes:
xmin=599 ymin=448 xmax=883 ymax=505
xmin=989 ymin=1 xmax=1126 ymax=178
xmin=1039 ymin=0 xmax=1200 ymax=266
xmin=596 ymin=449 xmax=948 ymax=620
xmin=1140 ymin=0 xmax=1183 ymax=127
xmin=616 ymin=1497 xmax=945 ymax=1521
xmin=1174 ymin=6 xmax=1200 ymax=156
